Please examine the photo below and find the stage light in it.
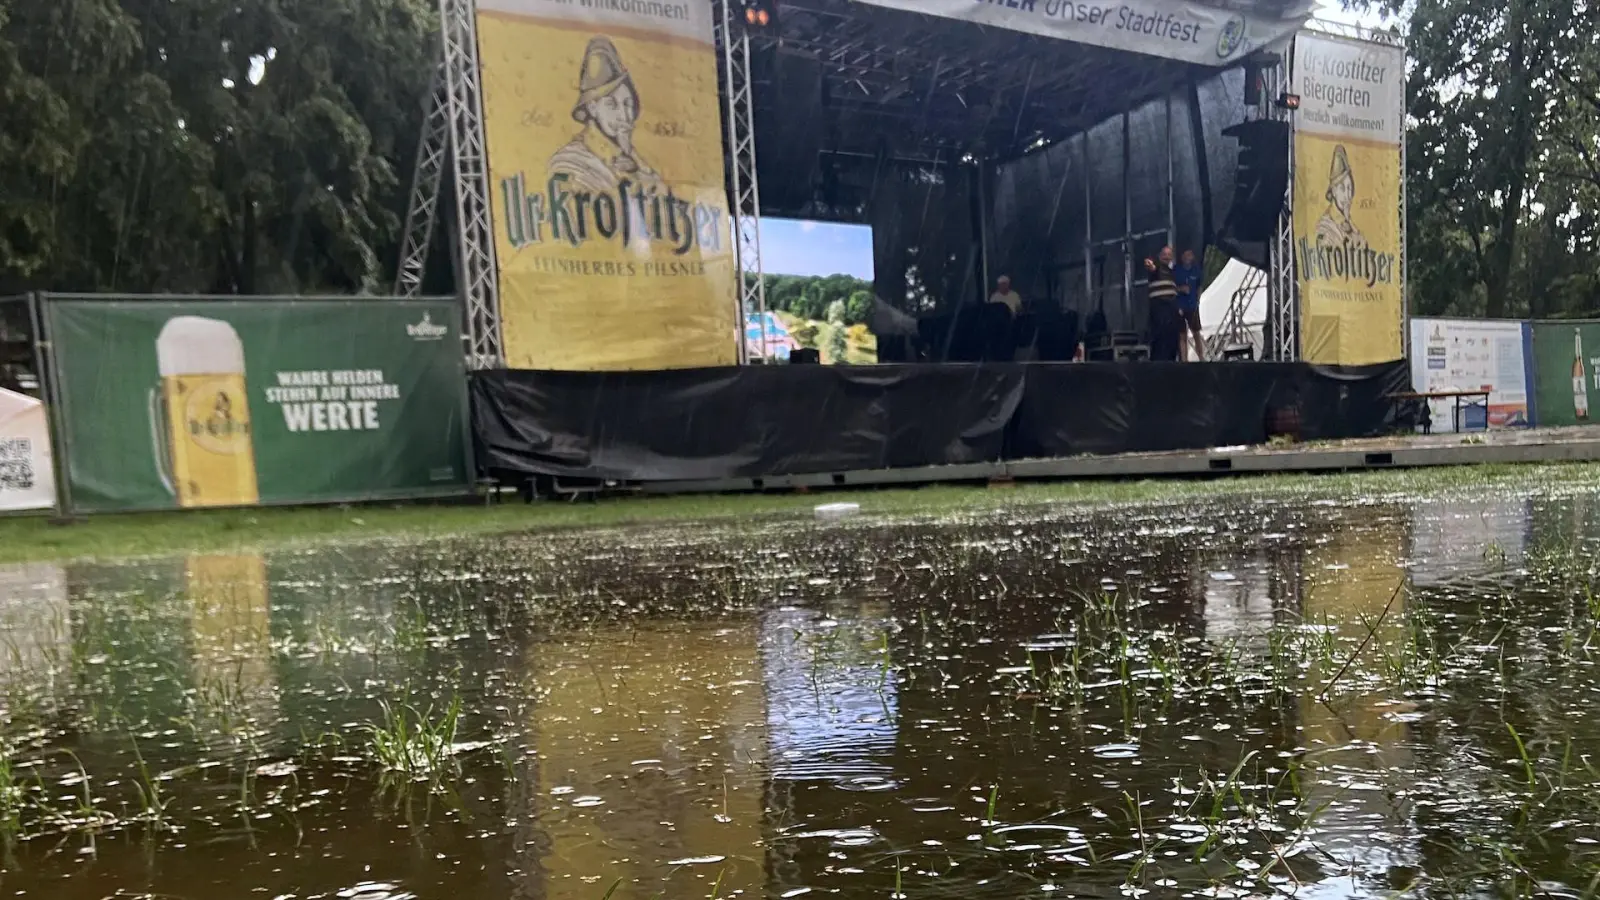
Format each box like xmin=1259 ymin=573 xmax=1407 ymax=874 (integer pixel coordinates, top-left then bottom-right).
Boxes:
xmin=1276 ymin=93 xmax=1301 ymax=110
xmin=736 ymin=0 xmax=779 ymax=30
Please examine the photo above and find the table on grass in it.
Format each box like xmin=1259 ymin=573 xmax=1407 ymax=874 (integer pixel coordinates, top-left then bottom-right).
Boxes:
xmin=1388 ymin=389 xmax=1493 ymax=435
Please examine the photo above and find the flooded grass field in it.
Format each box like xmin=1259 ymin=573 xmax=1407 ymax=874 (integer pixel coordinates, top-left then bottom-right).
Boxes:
xmin=3 ymin=480 xmax=1600 ymax=899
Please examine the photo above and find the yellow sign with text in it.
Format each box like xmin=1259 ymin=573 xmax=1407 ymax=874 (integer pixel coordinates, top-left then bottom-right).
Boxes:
xmin=1292 ymin=33 xmax=1405 ymax=365
xmin=476 ymin=0 xmax=737 ymax=371
xmin=1293 ymin=134 xmax=1402 ymax=364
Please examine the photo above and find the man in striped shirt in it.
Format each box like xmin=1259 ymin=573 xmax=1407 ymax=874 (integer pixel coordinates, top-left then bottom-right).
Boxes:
xmin=1144 ymin=246 xmax=1182 ymax=361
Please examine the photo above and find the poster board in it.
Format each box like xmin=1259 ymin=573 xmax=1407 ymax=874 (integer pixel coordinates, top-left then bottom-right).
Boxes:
xmin=1530 ymin=320 xmax=1600 ymax=428
xmin=45 ymin=297 xmax=472 ymax=514
xmin=1407 ymin=317 xmax=1532 ymax=431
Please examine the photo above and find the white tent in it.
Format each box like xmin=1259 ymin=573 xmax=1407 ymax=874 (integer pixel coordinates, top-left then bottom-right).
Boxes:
xmin=1200 ymin=259 xmax=1267 ymax=359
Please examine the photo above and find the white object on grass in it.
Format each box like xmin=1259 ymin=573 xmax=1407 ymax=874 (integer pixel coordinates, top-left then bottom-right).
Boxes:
xmin=814 ymin=502 xmax=861 ymax=520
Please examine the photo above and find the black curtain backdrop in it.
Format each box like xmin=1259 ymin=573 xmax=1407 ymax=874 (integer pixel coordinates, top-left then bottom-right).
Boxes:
xmin=472 ymin=361 xmax=1411 ymax=482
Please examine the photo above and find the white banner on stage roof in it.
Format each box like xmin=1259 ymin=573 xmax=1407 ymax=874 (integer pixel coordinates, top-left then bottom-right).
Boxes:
xmin=850 ymin=0 xmax=1313 ymax=66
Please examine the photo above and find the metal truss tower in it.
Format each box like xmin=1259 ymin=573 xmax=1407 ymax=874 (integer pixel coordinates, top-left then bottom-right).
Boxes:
xmin=1263 ymin=54 xmax=1298 ymax=363
xmin=396 ymin=65 xmax=449 ymax=301
xmin=715 ymin=0 xmax=766 ymax=362
xmin=396 ymin=0 xmax=503 ymax=368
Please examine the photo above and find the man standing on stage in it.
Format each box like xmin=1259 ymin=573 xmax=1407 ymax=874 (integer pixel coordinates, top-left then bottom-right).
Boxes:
xmin=988 ymin=275 xmax=1022 ymax=317
xmin=1174 ymin=249 xmax=1204 ymax=361
xmin=1145 ymin=247 xmax=1181 ymax=361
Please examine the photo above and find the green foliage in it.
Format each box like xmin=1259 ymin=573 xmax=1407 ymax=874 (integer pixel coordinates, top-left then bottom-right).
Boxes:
xmin=0 ymin=0 xmax=437 ymax=295
xmin=760 ymin=273 xmax=873 ymax=325
xmin=1357 ymin=0 xmax=1600 ymax=318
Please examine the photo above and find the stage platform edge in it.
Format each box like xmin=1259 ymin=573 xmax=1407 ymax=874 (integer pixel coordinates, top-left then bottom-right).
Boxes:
xmin=633 ymin=427 xmax=1600 ymax=495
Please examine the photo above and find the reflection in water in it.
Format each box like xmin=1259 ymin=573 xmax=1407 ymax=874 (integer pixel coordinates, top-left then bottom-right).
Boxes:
xmin=1300 ymin=517 xmax=1419 ymax=895
xmin=0 ymin=562 xmax=68 ymax=704
xmin=761 ymin=604 xmax=898 ymax=782
xmin=532 ymin=624 xmax=766 ymax=899
xmin=1410 ymin=496 xmax=1531 ymax=587
xmin=2 ymin=492 xmax=1599 ymax=898
xmin=186 ymin=553 xmax=277 ymax=741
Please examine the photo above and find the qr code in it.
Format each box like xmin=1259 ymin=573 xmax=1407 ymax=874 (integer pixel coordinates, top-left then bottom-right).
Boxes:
xmin=0 ymin=439 xmax=33 ymax=491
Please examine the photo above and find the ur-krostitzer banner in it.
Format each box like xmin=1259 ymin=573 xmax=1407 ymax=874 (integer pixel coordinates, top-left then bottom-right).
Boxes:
xmin=851 ymin=0 xmax=1313 ymax=66
xmin=477 ymin=0 xmax=738 ymax=371
xmin=1293 ymin=32 xmax=1405 ymax=365
xmin=45 ymin=298 xmax=472 ymax=514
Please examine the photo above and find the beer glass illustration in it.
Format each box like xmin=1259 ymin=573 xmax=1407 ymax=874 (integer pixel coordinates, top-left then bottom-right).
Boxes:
xmin=148 ymin=316 xmax=259 ymax=507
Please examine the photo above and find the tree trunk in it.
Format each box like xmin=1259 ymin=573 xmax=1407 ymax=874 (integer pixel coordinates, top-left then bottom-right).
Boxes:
xmin=1484 ymin=0 xmax=1533 ymax=319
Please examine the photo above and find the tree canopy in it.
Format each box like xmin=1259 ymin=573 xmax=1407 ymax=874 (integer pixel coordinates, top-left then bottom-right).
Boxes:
xmin=1367 ymin=0 xmax=1600 ymax=318
xmin=4 ymin=0 xmax=1598 ymax=326
xmin=0 ymin=0 xmax=436 ymax=296
xmin=759 ymin=273 xmax=873 ymax=326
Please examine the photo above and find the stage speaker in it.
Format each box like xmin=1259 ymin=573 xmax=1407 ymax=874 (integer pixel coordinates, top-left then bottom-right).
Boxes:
xmin=1219 ymin=120 xmax=1289 ymax=244
xmin=790 ymin=347 xmax=820 ymax=365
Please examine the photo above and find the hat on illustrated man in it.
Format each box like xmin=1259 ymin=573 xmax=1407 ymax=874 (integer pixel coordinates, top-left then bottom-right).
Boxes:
xmin=1325 ymin=145 xmax=1353 ymax=199
xmin=572 ymin=36 xmax=636 ymax=123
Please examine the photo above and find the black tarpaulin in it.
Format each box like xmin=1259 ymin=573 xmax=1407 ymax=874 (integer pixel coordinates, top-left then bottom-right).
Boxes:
xmin=472 ymin=364 xmax=1022 ymax=481
xmin=471 ymin=361 xmax=1412 ymax=482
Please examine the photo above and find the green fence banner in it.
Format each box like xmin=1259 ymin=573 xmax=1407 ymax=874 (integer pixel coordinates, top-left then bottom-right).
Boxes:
xmin=46 ymin=297 xmax=472 ymax=513
xmin=1530 ymin=319 xmax=1600 ymax=428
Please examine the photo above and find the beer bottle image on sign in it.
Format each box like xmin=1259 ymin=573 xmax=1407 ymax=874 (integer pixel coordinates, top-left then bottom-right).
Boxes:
xmin=1576 ymin=329 xmax=1590 ymax=421
xmin=150 ymin=317 xmax=260 ymax=507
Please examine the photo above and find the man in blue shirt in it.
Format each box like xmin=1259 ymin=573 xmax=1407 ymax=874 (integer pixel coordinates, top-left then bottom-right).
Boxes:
xmin=1173 ymin=249 xmax=1204 ymax=361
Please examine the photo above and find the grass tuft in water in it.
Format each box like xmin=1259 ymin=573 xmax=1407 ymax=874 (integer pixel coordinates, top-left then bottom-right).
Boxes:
xmin=366 ymin=697 xmax=463 ymax=782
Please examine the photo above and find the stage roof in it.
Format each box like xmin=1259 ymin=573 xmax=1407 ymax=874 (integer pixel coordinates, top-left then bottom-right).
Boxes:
xmin=742 ymin=0 xmax=1302 ymax=164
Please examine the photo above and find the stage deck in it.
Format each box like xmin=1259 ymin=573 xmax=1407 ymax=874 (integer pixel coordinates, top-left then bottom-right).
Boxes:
xmin=636 ymin=426 xmax=1600 ymax=495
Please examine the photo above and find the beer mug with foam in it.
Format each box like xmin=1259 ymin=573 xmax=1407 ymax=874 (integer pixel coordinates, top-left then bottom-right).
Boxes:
xmin=149 ymin=317 xmax=259 ymax=507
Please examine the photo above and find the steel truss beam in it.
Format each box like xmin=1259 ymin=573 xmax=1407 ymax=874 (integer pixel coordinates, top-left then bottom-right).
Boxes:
xmin=1264 ymin=55 xmax=1298 ymax=363
xmin=438 ymin=0 xmax=502 ymax=368
xmin=396 ymin=64 xmax=449 ymax=300
xmin=717 ymin=0 xmax=765 ymax=362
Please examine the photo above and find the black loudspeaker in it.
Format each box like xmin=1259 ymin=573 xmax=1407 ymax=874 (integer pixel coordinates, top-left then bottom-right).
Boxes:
xmin=1219 ymin=120 xmax=1290 ymax=244
xmin=790 ymin=347 xmax=820 ymax=365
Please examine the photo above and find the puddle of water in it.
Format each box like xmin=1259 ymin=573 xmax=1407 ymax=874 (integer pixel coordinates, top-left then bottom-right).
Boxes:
xmin=0 ymin=491 xmax=1597 ymax=897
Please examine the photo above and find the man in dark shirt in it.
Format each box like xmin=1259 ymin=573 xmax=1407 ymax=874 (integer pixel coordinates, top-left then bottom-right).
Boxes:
xmin=1173 ymin=249 xmax=1204 ymax=361
xmin=1145 ymin=246 xmax=1181 ymax=361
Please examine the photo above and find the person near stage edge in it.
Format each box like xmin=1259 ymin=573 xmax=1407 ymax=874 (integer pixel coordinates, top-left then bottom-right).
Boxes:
xmin=1174 ymin=248 xmax=1203 ymax=361
xmin=988 ymin=275 xmax=1022 ymax=317
xmin=1145 ymin=247 xmax=1181 ymax=361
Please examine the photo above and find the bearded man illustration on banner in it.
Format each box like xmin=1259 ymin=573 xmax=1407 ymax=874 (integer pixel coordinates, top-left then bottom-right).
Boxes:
xmin=549 ymin=36 xmax=665 ymax=195
xmin=1316 ymin=144 xmax=1368 ymax=250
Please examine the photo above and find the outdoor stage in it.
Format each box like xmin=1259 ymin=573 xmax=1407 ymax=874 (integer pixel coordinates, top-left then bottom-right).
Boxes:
xmin=412 ymin=0 xmax=1419 ymax=504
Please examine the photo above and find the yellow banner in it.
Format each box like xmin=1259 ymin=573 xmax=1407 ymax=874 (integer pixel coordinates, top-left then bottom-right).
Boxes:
xmin=477 ymin=1 xmax=737 ymax=371
xmin=1291 ymin=33 xmax=1405 ymax=365
xmin=1293 ymin=134 xmax=1402 ymax=364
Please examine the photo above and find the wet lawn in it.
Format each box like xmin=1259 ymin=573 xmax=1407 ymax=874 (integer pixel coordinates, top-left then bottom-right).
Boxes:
xmin=1 ymin=470 xmax=1599 ymax=897
xmin=0 ymin=461 xmax=1596 ymax=563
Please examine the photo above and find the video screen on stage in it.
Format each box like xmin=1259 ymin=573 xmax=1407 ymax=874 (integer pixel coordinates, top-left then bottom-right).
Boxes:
xmin=748 ymin=218 xmax=877 ymax=364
